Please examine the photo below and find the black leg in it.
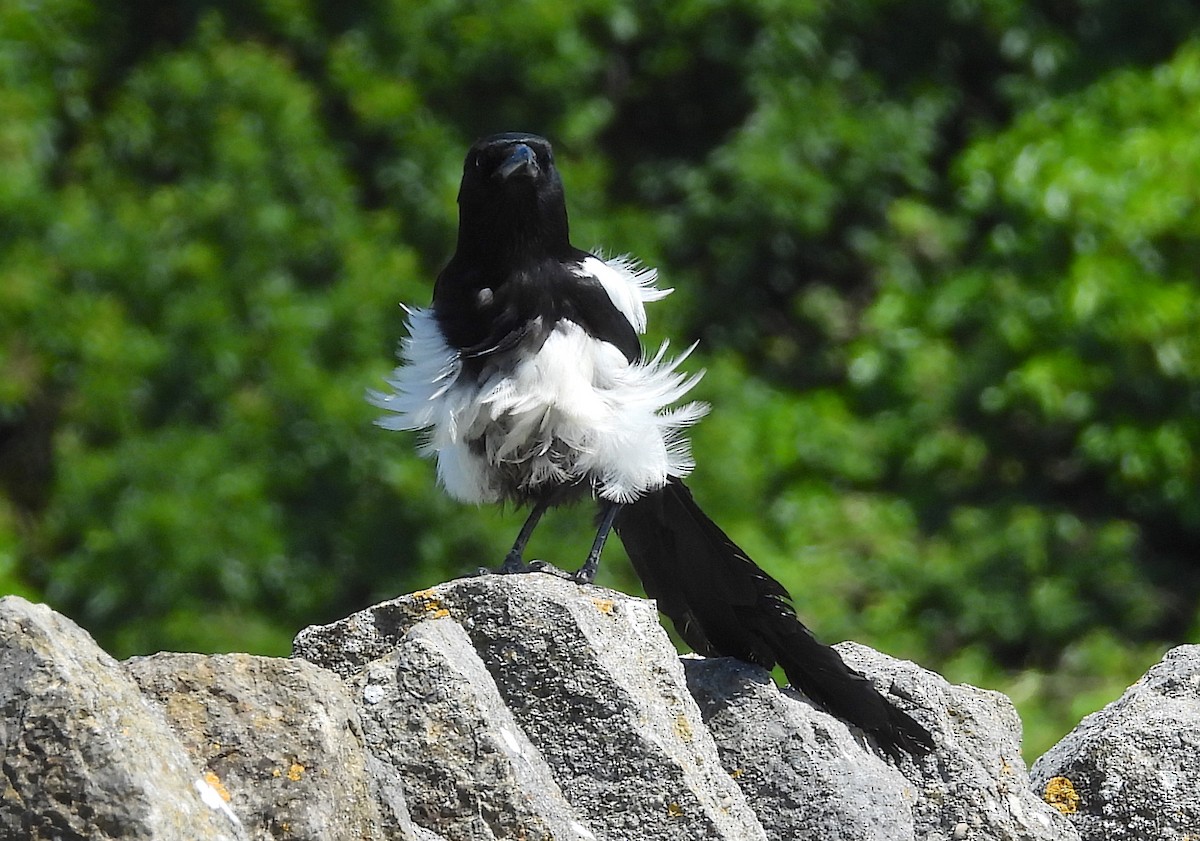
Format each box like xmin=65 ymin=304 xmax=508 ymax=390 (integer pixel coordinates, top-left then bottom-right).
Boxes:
xmin=531 ymin=499 xmax=622 ymax=584
xmin=575 ymin=499 xmax=622 ymax=584
xmin=479 ymin=499 xmax=550 ymax=576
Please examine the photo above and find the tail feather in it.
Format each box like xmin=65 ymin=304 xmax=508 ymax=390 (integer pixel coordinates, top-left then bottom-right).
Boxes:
xmin=614 ymin=479 xmax=933 ymax=760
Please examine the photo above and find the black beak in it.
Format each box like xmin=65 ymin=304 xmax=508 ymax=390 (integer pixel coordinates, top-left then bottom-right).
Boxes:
xmin=496 ymin=143 xmax=538 ymax=180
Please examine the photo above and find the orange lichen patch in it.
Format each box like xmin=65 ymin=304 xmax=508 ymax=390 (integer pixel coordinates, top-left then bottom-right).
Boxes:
xmin=287 ymin=762 xmax=305 ymax=782
xmin=1043 ymin=776 xmax=1081 ymax=814
xmin=203 ymin=770 xmax=231 ymax=803
xmin=591 ymin=597 xmax=615 ymax=615
xmin=410 ymin=588 xmax=450 ymax=619
xmin=667 ymin=802 xmax=684 ymax=818
xmin=730 ymin=768 xmax=744 ymax=780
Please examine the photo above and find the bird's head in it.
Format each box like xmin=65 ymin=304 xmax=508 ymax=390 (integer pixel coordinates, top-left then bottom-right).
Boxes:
xmin=454 ymin=132 xmax=571 ymax=263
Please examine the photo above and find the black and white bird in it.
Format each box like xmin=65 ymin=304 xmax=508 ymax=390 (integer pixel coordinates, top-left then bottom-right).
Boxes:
xmin=371 ymin=132 xmax=933 ymax=759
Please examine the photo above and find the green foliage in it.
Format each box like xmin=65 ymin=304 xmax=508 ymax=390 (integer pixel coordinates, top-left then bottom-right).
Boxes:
xmin=3 ymin=0 xmax=1199 ymax=759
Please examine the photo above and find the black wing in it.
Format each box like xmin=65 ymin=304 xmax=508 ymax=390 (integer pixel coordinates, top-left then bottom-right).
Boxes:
xmin=433 ymin=250 xmax=641 ymax=365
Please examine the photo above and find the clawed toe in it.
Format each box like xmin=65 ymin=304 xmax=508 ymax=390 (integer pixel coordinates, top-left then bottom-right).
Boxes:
xmin=527 ymin=560 xmax=596 ymax=584
xmin=526 ymin=560 xmax=572 ymax=579
xmin=477 ymin=554 xmax=535 ymax=576
xmin=477 ymin=557 xmax=594 ymax=584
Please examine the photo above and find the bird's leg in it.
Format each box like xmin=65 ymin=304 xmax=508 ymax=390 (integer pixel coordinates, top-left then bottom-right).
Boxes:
xmin=576 ymin=499 xmax=622 ymax=584
xmin=531 ymin=499 xmax=622 ymax=584
xmin=479 ymin=499 xmax=550 ymax=576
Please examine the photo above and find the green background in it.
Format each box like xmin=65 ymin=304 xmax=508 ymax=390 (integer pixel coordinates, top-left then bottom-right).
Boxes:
xmin=4 ymin=0 xmax=1199 ymax=760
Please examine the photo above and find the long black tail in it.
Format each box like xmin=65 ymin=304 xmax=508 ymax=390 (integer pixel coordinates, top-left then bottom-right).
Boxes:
xmin=613 ymin=478 xmax=933 ymax=760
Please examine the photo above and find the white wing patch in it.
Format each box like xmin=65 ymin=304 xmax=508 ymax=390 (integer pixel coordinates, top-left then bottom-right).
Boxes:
xmin=575 ymin=254 xmax=672 ymax=334
xmin=370 ymin=257 xmax=707 ymax=504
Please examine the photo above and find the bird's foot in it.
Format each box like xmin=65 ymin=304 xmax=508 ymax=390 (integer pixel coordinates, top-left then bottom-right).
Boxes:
xmin=527 ymin=560 xmax=596 ymax=585
xmin=476 ymin=552 xmax=536 ymax=577
xmin=476 ymin=554 xmax=596 ymax=585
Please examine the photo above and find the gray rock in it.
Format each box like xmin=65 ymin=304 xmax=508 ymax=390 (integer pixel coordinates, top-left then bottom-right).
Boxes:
xmin=0 ymin=595 xmax=246 ymax=841
xmin=19 ymin=577 xmax=1191 ymax=841
xmin=836 ymin=642 xmax=1080 ymax=841
xmin=1030 ymin=644 xmax=1200 ymax=841
xmin=295 ymin=574 xmax=768 ymax=841
xmin=684 ymin=655 xmax=917 ymax=840
xmin=346 ymin=616 xmax=592 ymax=840
xmin=127 ymin=652 xmax=429 ymax=841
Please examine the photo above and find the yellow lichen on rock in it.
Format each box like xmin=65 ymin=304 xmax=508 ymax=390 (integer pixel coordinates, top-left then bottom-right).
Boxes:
xmin=410 ymin=589 xmax=450 ymax=619
xmin=203 ymin=770 xmax=231 ymax=803
xmin=673 ymin=714 xmax=693 ymax=741
xmin=591 ymin=597 xmax=615 ymax=615
xmin=1043 ymin=776 xmax=1080 ymax=814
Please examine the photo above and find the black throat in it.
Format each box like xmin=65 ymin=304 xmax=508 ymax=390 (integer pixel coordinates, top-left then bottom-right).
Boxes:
xmin=451 ymin=132 xmax=571 ymax=267
xmin=432 ymin=133 xmax=642 ymax=368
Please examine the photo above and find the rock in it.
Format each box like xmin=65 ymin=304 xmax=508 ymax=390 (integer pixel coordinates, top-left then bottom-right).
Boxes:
xmin=295 ymin=574 xmax=768 ymax=841
xmin=685 ymin=643 xmax=1080 ymax=841
xmin=1030 ymin=644 xmax=1200 ymax=841
xmin=0 ymin=595 xmax=247 ymax=841
xmin=9 ymin=578 xmax=1193 ymax=841
xmin=126 ymin=652 xmax=431 ymax=841
xmin=684 ymin=656 xmax=918 ymax=840
xmin=836 ymin=642 xmax=1080 ymax=841
xmin=346 ymin=616 xmax=592 ymax=840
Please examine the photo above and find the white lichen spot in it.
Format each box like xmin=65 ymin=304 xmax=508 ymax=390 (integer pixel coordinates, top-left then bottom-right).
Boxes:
xmin=498 ymin=726 xmax=523 ymax=754
xmin=1006 ymin=791 xmax=1026 ymax=824
xmin=194 ymin=777 xmax=242 ymax=826
xmin=362 ymin=683 xmax=387 ymax=705
xmin=569 ymin=820 xmax=597 ymax=840
xmin=1100 ymin=770 xmax=1126 ymax=804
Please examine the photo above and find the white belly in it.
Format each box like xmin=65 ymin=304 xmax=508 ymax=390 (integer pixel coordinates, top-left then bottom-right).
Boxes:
xmin=371 ymin=312 xmax=707 ymax=505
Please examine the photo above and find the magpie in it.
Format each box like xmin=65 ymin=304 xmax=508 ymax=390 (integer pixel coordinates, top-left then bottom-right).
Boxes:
xmin=370 ymin=132 xmax=933 ymax=760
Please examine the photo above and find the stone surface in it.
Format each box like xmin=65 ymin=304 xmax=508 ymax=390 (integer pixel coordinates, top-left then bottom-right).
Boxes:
xmin=1030 ymin=644 xmax=1200 ymax=841
xmin=0 ymin=595 xmax=246 ymax=841
xmin=836 ymin=642 xmax=1081 ymax=841
xmin=346 ymin=616 xmax=592 ymax=840
xmin=684 ymin=656 xmax=918 ymax=840
xmin=295 ymin=574 xmax=768 ymax=841
xmin=127 ymin=652 xmax=428 ymax=841
xmin=7 ymin=581 xmax=1195 ymax=841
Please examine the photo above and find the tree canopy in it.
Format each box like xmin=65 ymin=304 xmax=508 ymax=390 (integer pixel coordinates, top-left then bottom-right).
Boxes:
xmin=3 ymin=0 xmax=1199 ymax=757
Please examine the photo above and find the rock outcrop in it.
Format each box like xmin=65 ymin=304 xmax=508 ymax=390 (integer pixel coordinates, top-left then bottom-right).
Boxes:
xmin=1 ymin=575 xmax=1192 ymax=840
xmin=1031 ymin=644 xmax=1200 ymax=841
xmin=0 ymin=598 xmax=247 ymax=841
